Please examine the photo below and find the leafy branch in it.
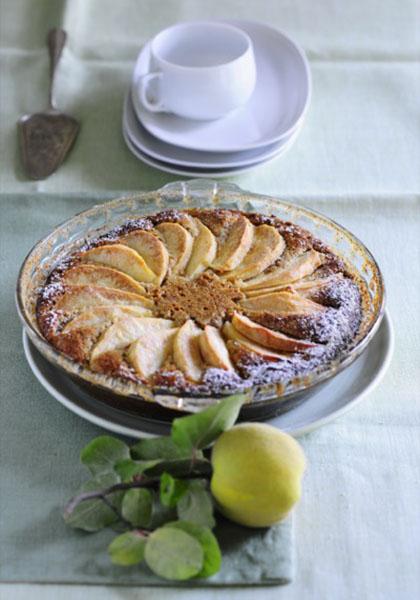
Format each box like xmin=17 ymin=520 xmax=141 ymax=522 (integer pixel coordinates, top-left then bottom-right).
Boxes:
xmin=63 ymin=394 xmax=245 ymax=580
xmin=64 ymin=478 xmax=157 ymax=517
xmin=64 ymin=471 xmax=209 ymax=517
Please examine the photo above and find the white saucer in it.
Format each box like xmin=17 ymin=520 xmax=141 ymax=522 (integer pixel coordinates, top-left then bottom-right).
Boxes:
xmin=124 ymin=92 xmax=302 ymax=169
xmin=122 ymin=121 xmax=297 ymax=177
xmin=131 ymin=19 xmax=311 ymax=153
xmin=22 ymin=311 xmax=394 ymax=439
xmin=122 ymin=122 xmax=297 ymax=177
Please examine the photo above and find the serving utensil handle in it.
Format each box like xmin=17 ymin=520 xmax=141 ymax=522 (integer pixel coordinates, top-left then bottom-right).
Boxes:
xmin=46 ymin=28 xmax=67 ymax=110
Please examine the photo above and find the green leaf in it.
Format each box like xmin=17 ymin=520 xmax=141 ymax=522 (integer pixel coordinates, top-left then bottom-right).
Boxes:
xmin=131 ymin=436 xmax=189 ymax=460
xmin=177 ymin=480 xmax=215 ymax=529
xmin=144 ymin=457 xmax=211 ymax=478
xmin=160 ymin=473 xmax=189 ymax=507
xmin=121 ymin=488 xmax=153 ymax=527
xmin=80 ymin=436 xmax=130 ymax=476
xmin=164 ymin=521 xmax=221 ymax=578
xmin=145 ymin=527 xmax=204 ymax=580
xmin=171 ymin=394 xmax=245 ymax=453
xmin=64 ymin=472 xmax=121 ymax=532
xmin=114 ymin=456 xmax=210 ymax=481
xmin=108 ymin=531 xmax=147 ymax=566
xmin=148 ymin=491 xmax=178 ymax=529
xmin=114 ymin=458 xmax=161 ymax=482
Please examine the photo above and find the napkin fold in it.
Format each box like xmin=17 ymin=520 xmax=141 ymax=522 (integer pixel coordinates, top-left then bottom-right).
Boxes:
xmin=3 ymin=515 xmax=292 ymax=586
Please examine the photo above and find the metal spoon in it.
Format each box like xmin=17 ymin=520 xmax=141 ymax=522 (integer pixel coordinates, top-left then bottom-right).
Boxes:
xmin=19 ymin=28 xmax=80 ymax=180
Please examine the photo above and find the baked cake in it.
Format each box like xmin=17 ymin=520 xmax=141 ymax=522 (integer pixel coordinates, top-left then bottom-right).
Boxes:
xmin=36 ymin=208 xmax=363 ymax=395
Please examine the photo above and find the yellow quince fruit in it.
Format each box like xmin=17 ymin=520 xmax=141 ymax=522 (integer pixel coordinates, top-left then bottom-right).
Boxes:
xmin=211 ymin=423 xmax=306 ymax=528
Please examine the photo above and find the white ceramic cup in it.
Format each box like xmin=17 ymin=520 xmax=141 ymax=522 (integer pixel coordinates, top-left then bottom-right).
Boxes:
xmin=138 ymin=22 xmax=257 ymax=121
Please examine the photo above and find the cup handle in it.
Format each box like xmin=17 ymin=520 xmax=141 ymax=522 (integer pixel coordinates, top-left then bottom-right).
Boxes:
xmin=138 ymin=72 xmax=165 ymax=112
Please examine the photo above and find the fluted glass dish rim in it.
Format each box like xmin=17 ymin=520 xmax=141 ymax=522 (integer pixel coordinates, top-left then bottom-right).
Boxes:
xmin=16 ymin=179 xmax=385 ymax=415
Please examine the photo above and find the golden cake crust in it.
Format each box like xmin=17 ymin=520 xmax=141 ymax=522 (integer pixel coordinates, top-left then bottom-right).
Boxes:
xmin=36 ymin=208 xmax=363 ymax=395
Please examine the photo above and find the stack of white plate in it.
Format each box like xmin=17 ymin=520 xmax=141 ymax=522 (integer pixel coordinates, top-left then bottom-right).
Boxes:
xmin=123 ymin=20 xmax=311 ymax=177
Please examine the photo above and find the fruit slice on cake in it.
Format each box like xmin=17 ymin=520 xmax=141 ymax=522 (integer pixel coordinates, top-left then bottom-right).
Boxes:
xmin=173 ymin=319 xmax=204 ymax=382
xmin=290 ymin=274 xmax=342 ymax=295
xmin=222 ymin=322 xmax=289 ymax=361
xmin=241 ymin=250 xmax=325 ymax=291
xmin=232 ymin=312 xmax=316 ymax=352
xmin=211 ymin=215 xmax=254 ymax=273
xmin=199 ymin=325 xmax=234 ymax=371
xmin=90 ymin=316 xmax=174 ymax=370
xmin=241 ymin=289 xmax=326 ymax=314
xmin=55 ymin=285 xmax=153 ymax=314
xmin=185 ymin=219 xmax=217 ymax=278
xmin=128 ymin=328 xmax=178 ymax=379
xmin=62 ymin=264 xmax=146 ymax=295
xmin=63 ymin=306 xmax=152 ymax=333
xmin=121 ymin=230 xmax=169 ymax=285
xmin=178 ymin=213 xmax=201 ymax=237
xmin=224 ymin=225 xmax=285 ymax=281
xmin=156 ymin=222 xmax=194 ymax=275
xmin=58 ymin=306 xmax=153 ymax=363
xmin=80 ymin=244 xmax=156 ymax=283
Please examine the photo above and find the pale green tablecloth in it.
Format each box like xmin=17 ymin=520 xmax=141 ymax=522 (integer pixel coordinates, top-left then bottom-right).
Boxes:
xmin=1 ymin=0 xmax=420 ymax=599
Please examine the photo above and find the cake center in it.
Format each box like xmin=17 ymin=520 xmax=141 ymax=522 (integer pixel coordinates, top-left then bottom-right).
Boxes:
xmin=151 ymin=272 xmax=244 ymax=328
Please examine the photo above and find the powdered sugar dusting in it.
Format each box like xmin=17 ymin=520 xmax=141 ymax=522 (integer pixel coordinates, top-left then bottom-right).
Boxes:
xmin=36 ymin=208 xmax=364 ymax=397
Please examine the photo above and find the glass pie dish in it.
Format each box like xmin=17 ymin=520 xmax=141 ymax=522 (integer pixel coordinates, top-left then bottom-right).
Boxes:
xmin=16 ymin=180 xmax=385 ymax=421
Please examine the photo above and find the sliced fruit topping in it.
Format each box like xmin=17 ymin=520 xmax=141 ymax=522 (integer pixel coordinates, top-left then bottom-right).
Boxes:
xmin=63 ymin=306 xmax=151 ymax=333
xmin=81 ymin=244 xmax=156 ymax=283
xmin=222 ymin=322 xmax=289 ymax=361
xmin=224 ymin=225 xmax=285 ymax=281
xmin=185 ymin=219 xmax=217 ymax=278
xmin=156 ymin=222 xmax=193 ymax=274
xmin=121 ymin=231 xmax=169 ymax=285
xmin=178 ymin=213 xmax=201 ymax=237
xmin=241 ymin=249 xmax=325 ymax=290
xmin=57 ymin=306 xmax=152 ymax=364
xmin=187 ymin=208 xmax=232 ymax=236
xmin=90 ymin=316 xmax=174 ymax=366
xmin=290 ymin=274 xmax=341 ymax=295
xmin=231 ymin=312 xmax=316 ymax=352
xmin=127 ymin=328 xmax=178 ymax=379
xmin=55 ymin=285 xmax=153 ymax=314
xmin=199 ymin=325 xmax=234 ymax=371
xmin=243 ymin=274 xmax=340 ymax=299
xmin=244 ymin=286 xmax=281 ymax=298
xmin=173 ymin=319 xmax=204 ymax=382
xmin=241 ymin=289 xmax=327 ymax=315
xmin=62 ymin=264 xmax=146 ymax=295
xmin=212 ymin=215 xmax=254 ymax=272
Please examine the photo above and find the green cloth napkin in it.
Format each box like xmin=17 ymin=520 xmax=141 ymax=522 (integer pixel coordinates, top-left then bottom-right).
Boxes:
xmin=0 ymin=193 xmax=293 ymax=586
